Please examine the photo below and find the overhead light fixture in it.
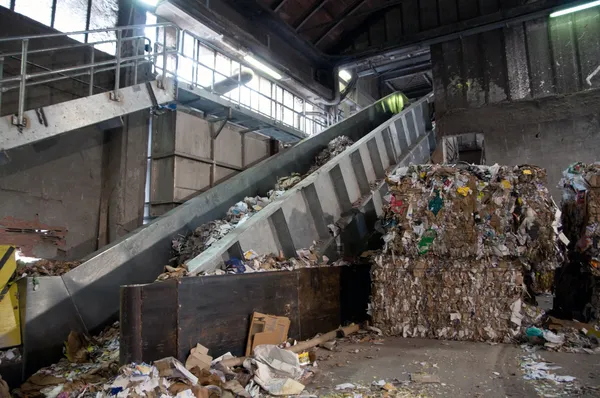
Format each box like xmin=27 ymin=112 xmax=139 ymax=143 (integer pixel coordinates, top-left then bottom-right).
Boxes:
xmin=550 ymin=0 xmax=600 ymax=17
xmin=244 ymin=55 xmax=282 ymax=80
xmin=339 ymin=69 xmax=352 ymax=82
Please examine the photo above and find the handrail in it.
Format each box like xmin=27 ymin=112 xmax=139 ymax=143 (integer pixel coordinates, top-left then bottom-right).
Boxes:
xmin=0 ymin=21 xmax=332 ymax=135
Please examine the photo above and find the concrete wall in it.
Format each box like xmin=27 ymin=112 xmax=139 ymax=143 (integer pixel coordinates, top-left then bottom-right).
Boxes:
xmin=150 ymin=110 xmax=273 ymax=216
xmin=432 ymin=9 xmax=600 ymax=199
xmin=0 ymin=6 xmax=147 ymax=260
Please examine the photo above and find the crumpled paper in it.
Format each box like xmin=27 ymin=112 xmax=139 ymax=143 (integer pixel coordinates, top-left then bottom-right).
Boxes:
xmin=244 ymin=345 xmax=305 ymax=396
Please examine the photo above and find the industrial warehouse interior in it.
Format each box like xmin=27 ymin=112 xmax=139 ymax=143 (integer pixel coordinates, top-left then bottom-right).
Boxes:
xmin=1 ymin=0 xmax=600 ymax=396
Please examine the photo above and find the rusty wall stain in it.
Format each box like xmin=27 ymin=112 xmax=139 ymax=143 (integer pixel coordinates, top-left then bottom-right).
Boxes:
xmin=0 ymin=216 xmax=67 ymax=257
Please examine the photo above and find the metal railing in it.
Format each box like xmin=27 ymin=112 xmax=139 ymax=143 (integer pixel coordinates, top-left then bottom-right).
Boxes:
xmin=0 ymin=22 xmax=331 ymax=135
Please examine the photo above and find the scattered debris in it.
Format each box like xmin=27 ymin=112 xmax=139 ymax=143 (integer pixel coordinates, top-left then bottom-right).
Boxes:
xmin=18 ymin=322 xmax=120 ymax=397
xmin=16 ymin=259 xmax=81 ymax=277
xmin=0 ymin=348 xmax=20 ymax=365
xmin=246 ymin=312 xmax=291 ymax=356
xmin=185 ymin=343 xmax=212 ymax=371
xmin=410 ymin=373 xmax=441 ymax=384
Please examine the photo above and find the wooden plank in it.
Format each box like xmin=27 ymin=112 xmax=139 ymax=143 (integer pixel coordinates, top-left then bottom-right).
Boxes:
xmin=549 ymin=14 xmax=580 ymax=94
xmin=504 ymin=24 xmax=531 ymax=100
xmin=438 ymin=0 xmax=458 ymax=25
xmin=574 ymin=8 xmax=600 ymax=89
xmin=461 ymin=35 xmax=485 ymax=107
xmin=119 ymin=284 xmax=143 ymax=364
xmin=419 ymin=0 xmax=439 ymax=31
xmin=385 ymin=6 xmax=403 ymax=40
xmin=402 ymin=0 xmax=420 ymax=34
xmin=457 ymin=0 xmax=479 ymax=21
xmin=525 ymin=18 xmax=554 ymax=97
xmin=369 ymin=16 xmax=387 ymax=48
xmin=441 ymin=39 xmax=466 ymax=110
xmin=478 ymin=0 xmax=499 ymax=15
xmin=176 ymin=272 xmax=299 ymax=360
xmin=481 ymin=29 xmax=509 ymax=104
xmin=430 ymin=44 xmax=448 ymax=115
xmin=140 ymin=279 xmax=178 ymax=363
xmin=340 ymin=264 xmax=372 ymax=325
xmin=297 ymin=267 xmax=341 ymax=340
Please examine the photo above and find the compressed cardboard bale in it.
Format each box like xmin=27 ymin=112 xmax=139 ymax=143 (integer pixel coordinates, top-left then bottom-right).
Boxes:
xmin=555 ymin=162 xmax=600 ymax=321
xmin=371 ymin=255 xmax=524 ymax=343
xmin=382 ymin=164 xmax=560 ymax=273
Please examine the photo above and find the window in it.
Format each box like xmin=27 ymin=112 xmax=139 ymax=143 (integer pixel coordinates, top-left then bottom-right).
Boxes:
xmin=6 ymin=0 xmax=118 ymax=54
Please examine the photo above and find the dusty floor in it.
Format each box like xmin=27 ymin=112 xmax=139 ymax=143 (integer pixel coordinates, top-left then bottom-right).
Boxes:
xmin=307 ymin=336 xmax=600 ymax=397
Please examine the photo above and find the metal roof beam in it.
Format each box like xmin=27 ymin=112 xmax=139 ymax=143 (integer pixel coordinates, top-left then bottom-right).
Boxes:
xmin=272 ymin=0 xmax=289 ymax=12
xmin=314 ymin=0 xmax=368 ymax=47
xmin=339 ymin=0 xmax=583 ymax=61
xmin=295 ymin=0 xmax=330 ymax=31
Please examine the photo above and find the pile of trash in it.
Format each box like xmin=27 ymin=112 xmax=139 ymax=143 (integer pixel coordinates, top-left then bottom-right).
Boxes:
xmin=16 ymin=319 xmax=341 ymax=398
xmin=172 ymin=196 xmax=272 ymax=264
xmin=307 ymin=135 xmax=354 ymax=175
xmin=521 ymin=314 xmax=600 ymax=354
xmin=381 ymin=164 xmax=561 ymax=267
xmin=0 ymin=348 xmax=20 ymax=365
xmin=157 ymin=246 xmax=340 ymax=280
xmin=18 ymin=322 xmax=120 ymax=397
xmin=171 ymin=136 xmax=355 ymax=267
xmin=371 ymin=164 xmax=563 ymax=343
xmin=16 ymin=259 xmax=82 ymax=277
xmin=554 ymin=162 xmax=600 ymax=322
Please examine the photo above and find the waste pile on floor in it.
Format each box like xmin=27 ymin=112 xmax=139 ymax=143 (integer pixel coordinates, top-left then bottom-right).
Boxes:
xmin=554 ymin=162 xmax=600 ymax=323
xmin=171 ymin=136 xmax=354 ymax=267
xmin=0 ymin=347 xmax=20 ymax=365
xmin=16 ymin=259 xmax=82 ymax=277
xmin=15 ymin=321 xmax=351 ymax=397
xmin=17 ymin=322 xmax=120 ymax=397
xmin=371 ymin=164 xmax=563 ymax=343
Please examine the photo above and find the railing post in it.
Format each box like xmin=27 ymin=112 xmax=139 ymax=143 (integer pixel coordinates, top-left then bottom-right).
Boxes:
xmin=110 ymin=30 xmax=122 ymax=101
xmin=12 ymin=39 xmax=28 ymax=127
xmin=89 ymin=45 xmax=95 ymax=96
xmin=159 ymin=27 xmax=167 ymax=89
xmin=0 ymin=56 xmax=4 ymax=117
xmin=133 ymin=37 xmax=139 ymax=86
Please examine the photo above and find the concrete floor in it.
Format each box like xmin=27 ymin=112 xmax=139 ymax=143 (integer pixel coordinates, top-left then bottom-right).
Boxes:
xmin=308 ymin=336 xmax=600 ymax=397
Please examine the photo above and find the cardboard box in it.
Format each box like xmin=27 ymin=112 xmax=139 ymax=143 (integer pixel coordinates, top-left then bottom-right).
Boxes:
xmin=245 ymin=312 xmax=290 ymax=356
xmin=185 ymin=343 xmax=213 ymax=371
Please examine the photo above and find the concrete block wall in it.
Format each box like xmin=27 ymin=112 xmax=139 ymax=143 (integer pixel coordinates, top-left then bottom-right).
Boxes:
xmin=431 ymin=8 xmax=600 ymax=199
xmin=0 ymin=7 xmax=147 ymax=259
xmin=150 ymin=110 xmax=273 ymax=216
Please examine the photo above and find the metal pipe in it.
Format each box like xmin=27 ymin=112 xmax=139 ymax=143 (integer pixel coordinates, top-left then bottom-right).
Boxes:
xmin=89 ymin=45 xmax=95 ymax=96
xmin=17 ymin=39 xmax=28 ymax=126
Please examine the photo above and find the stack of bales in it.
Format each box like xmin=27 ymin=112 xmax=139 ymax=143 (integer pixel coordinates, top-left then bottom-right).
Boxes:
xmin=372 ymin=164 xmax=561 ymax=342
